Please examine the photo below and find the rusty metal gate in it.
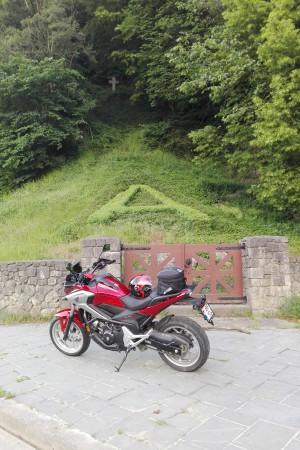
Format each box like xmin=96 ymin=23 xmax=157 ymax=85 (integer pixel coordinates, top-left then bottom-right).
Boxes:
xmin=123 ymin=244 xmax=245 ymax=304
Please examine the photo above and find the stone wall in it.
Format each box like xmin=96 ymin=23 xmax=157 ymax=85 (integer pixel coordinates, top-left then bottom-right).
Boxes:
xmin=0 ymin=260 xmax=69 ymax=317
xmin=0 ymin=238 xmax=122 ymax=317
xmin=241 ymin=236 xmax=292 ymax=315
xmin=0 ymin=236 xmax=298 ymax=317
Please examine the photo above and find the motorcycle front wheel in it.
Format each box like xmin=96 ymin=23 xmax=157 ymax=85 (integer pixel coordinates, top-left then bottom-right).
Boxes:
xmin=157 ymin=316 xmax=210 ymax=372
xmin=50 ymin=317 xmax=91 ymax=356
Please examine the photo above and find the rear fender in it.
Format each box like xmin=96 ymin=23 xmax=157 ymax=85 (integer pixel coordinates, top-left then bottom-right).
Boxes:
xmin=155 ymin=314 xmax=174 ymax=330
xmin=54 ymin=309 xmax=84 ymax=331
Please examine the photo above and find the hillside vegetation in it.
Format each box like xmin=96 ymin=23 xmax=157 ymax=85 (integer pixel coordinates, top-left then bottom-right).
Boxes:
xmin=0 ymin=2 xmax=299 ymax=261
xmin=0 ymin=124 xmax=299 ymax=262
xmin=0 ymin=1 xmax=299 ymax=218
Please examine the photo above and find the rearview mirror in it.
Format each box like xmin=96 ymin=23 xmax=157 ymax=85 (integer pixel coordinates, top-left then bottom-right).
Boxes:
xmin=66 ymin=263 xmax=73 ymax=272
xmin=103 ymin=243 xmax=110 ymax=252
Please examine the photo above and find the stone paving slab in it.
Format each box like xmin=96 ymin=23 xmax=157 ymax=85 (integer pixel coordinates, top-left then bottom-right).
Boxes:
xmin=0 ymin=318 xmax=299 ymax=449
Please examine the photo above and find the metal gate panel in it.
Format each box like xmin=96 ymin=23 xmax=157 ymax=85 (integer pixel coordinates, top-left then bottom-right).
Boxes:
xmin=184 ymin=244 xmax=244 ymax=303
xmin=123 ymin=244 xmax=185 ymax=285
xmin=123 ymin=243 xmax=245 ymax=304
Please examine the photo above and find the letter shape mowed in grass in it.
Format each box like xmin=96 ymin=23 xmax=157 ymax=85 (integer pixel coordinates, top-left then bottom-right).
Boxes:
xmin=88 ymin=185 xmax=210 ymax=230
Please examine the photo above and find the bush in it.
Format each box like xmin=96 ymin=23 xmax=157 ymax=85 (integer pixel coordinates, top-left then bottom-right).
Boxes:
xmin=141 ymin=121 xmax=173 ymax=149
xmin=0 ymin=55 xmax=94 ymax=190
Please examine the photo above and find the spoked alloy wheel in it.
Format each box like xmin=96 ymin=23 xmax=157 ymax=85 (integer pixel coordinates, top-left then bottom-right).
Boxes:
xmin=157 ymin=316 xmax=210 ymax=372
xmin=50 ymin=317 xmax=90 ymax=356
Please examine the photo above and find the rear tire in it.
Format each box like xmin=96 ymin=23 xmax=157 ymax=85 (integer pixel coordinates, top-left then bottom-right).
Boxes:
xmin=50 ymin=317 xmax=91 ymax=356
xmin=156 ymin=316 xmax=210 ymax=372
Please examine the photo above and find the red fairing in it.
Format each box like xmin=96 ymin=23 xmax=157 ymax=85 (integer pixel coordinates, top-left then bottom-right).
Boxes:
xmin=138 ymin=290 xmax=189 ymax=316
xmin=55 ymin=309 xmax=84 ymax=330
xmin=93 ymin=275 xmax=130 ymax=307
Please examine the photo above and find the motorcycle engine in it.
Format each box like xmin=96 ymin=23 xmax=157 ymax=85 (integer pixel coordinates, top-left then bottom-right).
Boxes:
xmin=103 ymin=328 xmax=115 ymax=345
xmin=92 ymin=322 xmax=125 ymax=350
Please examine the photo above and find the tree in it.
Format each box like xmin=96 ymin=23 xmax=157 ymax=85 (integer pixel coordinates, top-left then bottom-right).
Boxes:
xmin=114 ymin=0 xmax=209 ymax=107
xmin=0 ymin=55 xmax=94 ymax=189
xmin=84 ymin=0 xmax=129 ymax=83
xmin=170 ymin=0 xmax=267 ymax=172
xmin=0 ymin=0 xmax=94 ymax=72
xmin=170 ymin=0 xmax=300 ymax=215
xmin=251 ymin=0 xmax=300 ymax=215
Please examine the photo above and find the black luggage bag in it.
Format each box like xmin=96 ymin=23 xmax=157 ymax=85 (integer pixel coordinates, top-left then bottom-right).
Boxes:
xmin=157 ymin=266 xmax=186 ymax=296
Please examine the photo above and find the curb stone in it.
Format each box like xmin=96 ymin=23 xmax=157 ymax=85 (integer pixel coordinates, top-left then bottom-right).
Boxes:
xmin=0 ymin=399 xmax=110 ymax=450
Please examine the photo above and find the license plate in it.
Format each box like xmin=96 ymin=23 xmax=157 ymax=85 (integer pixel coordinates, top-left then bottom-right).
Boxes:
xmin=201 ymin=302 xmax=214 ymax=321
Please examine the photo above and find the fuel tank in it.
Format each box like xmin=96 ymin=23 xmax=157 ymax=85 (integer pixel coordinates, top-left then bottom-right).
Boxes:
xmin=93 ymin=273 xmax=130 ymax=307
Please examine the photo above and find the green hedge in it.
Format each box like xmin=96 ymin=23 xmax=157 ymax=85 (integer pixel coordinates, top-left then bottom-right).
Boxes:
xmin=88 ymin=184 xmax=210 ymax=230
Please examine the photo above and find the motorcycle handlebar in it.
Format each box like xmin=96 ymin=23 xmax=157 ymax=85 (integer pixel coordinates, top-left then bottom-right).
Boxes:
xmin=92 ymin=259 xmax=116 ymax=270
xmin=98 ymin=259 xmax=116 ymax=265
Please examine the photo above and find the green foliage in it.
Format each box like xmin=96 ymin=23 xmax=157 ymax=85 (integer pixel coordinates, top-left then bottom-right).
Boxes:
xmin=278 ymin=295 xmax=300 ymax=321
xmin=0 ymin=127 xmax=299 ymax=262
xmin=199 ymin=173 xmax=247 ymax=202
xmin=169 ymin=0 xmax=300 ymax=216
xmin=141 ymin=121 xmax=173 ymax=148
xmin=222 ymin=0 xmax=271 ymax=45
xmin=0 ymin=55 xmax=94 ymax=189
xmin=114 ymin=0 xmax=202 ymax=106
xmin=0 ymin=0 xmax=298 ymax=246
xmin=250 ymin=0 xmax=300 ymax=216
xmin=190 ymin=126 xmax=225 ymax=166
xmin=89 ymin=0 xmax=128 ymax=82
xmin=0 ymin=0 xmax=94 ymax=72
xmin=0 ymin=389 xmax=14 ymax=399
xmin=0 ymin=309 xmax=53 ymax=324
xmin=87 ymin=121 xmax=124 ymax=151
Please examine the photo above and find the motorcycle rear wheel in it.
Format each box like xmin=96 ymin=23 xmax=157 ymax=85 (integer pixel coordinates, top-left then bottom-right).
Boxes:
xmin=157 ymin=316 xmax=210 ymax=372
xmin=50 ymin=317 xmax=91 ymax=356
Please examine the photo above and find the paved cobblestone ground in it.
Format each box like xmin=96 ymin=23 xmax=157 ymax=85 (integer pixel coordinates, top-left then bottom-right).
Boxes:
xmin=0 ymin=318 xmax=299 ymax=449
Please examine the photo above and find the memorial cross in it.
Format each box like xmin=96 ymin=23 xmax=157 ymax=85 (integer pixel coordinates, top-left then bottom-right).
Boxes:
xmin=108 ymin=76 xmax=119 ymax=92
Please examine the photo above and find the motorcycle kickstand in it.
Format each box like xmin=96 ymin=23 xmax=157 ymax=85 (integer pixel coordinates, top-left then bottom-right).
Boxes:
xmin=115 ymin=348 xmax=132 ymax=372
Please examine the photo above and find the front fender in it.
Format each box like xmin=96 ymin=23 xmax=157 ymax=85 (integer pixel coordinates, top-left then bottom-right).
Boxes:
xmin=55 ymin=308 xmax=84 ymax=331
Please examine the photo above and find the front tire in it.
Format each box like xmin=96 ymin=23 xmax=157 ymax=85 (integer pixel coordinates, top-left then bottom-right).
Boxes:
xmin=157 ymin=316 xmax=210 ymax=372
xmin=50 ymin=317 xmax=91 ymax=356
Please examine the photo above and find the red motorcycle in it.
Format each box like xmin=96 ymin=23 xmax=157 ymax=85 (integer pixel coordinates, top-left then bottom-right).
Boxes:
xmin=50 ymin=245 xmax=214 ymax=372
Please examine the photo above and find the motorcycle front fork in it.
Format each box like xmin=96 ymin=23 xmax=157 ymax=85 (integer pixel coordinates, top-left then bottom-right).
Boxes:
xmin=62 ymin=305 xmax=75 ymax=341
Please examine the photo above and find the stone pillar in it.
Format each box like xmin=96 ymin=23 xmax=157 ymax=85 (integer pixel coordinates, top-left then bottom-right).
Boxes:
xmin=81 ymin=237 xmax=122 ymax=280
xmin=241 ymin=236 xmax=291 ymax=315
xmin=290 ymin=256 xmax=300 ymax=295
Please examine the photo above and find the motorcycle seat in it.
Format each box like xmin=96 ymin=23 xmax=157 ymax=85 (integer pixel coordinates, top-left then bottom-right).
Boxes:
xmin=121 ymin=288 xmax=183 ymax=311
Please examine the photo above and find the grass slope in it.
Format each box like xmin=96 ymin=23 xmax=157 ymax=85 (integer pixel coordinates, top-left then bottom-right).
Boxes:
xmin=0 ymin=126 xmax=299 ymax=261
